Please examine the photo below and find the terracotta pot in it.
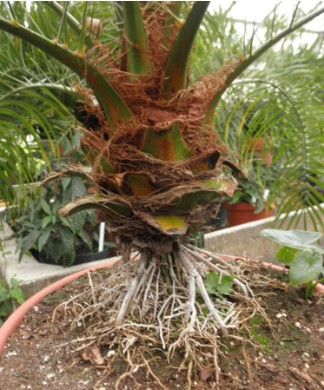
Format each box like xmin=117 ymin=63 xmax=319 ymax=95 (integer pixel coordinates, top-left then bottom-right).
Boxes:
xmin=246 ymin=137 xmax=265 ymax=152
xmin=224 ymin=201 xmax=275 ymax=226
xmin=0 ymin=256 xmax=323 ymax=360
xmin=246 ymin=137 xmax=273 ymax=166
xmin=0 ymin=259 xmax=119 ymax=357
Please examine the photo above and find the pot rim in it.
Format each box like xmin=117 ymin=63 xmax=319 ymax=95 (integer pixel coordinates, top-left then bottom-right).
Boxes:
xmin=0 ymin=259 xmax=120 ymax=358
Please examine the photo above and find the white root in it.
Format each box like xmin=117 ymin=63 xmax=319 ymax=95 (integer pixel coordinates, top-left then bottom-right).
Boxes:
xmin=195 ymin=275 xmax=228 ymax=336
xmin=53 ymin=244 xmax=270 ymax=389
xmin=115 ymin=252 xmax=148 ymax=326
xmin=183 ymin=245 xmax=249 ymax=298
xmin=177 ymin=250 xmax=229 ymax=336
xmin=186 ymin=243 xmax=235 ymax=270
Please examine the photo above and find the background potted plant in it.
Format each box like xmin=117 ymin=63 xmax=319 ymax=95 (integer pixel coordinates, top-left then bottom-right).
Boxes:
xmin=6 ymin=131 xmax=116 ymax=266
xmin=224 ymin=177 xmax=276 ymax=226
xmin=224 ymin=159 xmax=276 ymax=226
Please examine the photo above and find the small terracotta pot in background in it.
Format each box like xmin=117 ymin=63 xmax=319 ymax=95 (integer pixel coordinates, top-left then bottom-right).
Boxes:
xmin=246 ymin=137 xmax=273 ymax=166
xmin=224 ymin=201 xmax=275 ymax=227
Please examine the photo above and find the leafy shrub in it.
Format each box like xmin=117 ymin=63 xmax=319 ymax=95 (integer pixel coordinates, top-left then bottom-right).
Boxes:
xmin=13 ymin=175 xmax=99 ymax=267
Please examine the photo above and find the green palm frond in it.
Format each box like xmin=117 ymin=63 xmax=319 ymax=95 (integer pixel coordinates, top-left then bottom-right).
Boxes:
xmin=0 ymin=1 xmax=323 ymax=231
xmin=190 ymin=3 xmax=324 ymax=230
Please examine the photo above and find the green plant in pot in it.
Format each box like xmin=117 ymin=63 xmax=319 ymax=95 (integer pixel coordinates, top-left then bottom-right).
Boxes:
xmin=11 ymin=132 xmax=115 ymax=266
xmin=13 ymin=175 xmax=102 ymax=267
xmin=0 ymin=1 xmax=323 ymax=385
xmin=224 ymin=162 xmax=276 ymax=226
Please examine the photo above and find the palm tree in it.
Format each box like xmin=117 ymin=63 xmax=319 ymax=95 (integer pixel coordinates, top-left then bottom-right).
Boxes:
xmin=0 ymin=1 xmax=81 ymax=207
xmin=1 ymin=1 xmax=323 ymax=383
xmin=196 ymin=5 xmax=324 ymax=229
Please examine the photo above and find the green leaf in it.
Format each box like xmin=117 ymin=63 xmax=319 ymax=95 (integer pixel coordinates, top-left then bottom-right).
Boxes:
xmin=58 ymin=227 xmax=76 ymax=266
xmin=0 ymin=288 xmax=10 ymax=303
xmin=68 ymin=211 xmax=87 ymax=233
xmin=61 ymin=177 xmax=72 ymax=191
xmin=9 ymin=286 xmax=25 ymax=304
xmin=289 ymin=250 xmax=323 ymax=286
xmin=260 ymin=229 xmax=324 ymax=253
xmin=41 ymin=215 xmax=52 ymax=229
xmin=40 ymin=197 xmax=51 ymax=215
xmin=0 ymin=16 xmax=132 ymax=125
xmin=203 ymin=5 xmax=324 ymax=125
xmin=38 ymin=224 xmax=52 ymax=253
xmin=17 ymin=229 xmax=41 ymax=261
xmin=63 ymin=176 xmax=87 ymax=202
xmin=78 ymin=229 xmax=93 ymax=251
xmin=275 ymin=246 xmax=299 ymax=265
xmin=204 ymin=272 xmax=234 ymax=295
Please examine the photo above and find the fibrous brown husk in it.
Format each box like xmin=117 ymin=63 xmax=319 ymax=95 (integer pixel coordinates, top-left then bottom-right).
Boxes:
xmin=70 ymin=3 xmax=242 ymax=255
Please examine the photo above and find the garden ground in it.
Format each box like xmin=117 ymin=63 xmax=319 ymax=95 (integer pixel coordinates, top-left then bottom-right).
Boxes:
xmin=0 ymin=263 xmax=323 ymax=390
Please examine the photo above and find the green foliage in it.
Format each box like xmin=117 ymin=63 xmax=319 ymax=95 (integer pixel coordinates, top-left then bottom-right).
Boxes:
xmin=9 ymin=132 xmax=101 ymax=267
xmin=249 ymin=317 xmax=270 ymax=351
xmin=228 ymin=177 xmax=265 ymax=212
xmin=0 ymin=278 xmax=25 ymax=325
xmin=260 ymin=228 xmax=324 ymax=298
xmin=204 ymin=272 xmax=234 ymax=295
xmin=13 ymin=175 xmax=97 ymax=267
xmin=195 ymin=3 xmax=324 ymax=230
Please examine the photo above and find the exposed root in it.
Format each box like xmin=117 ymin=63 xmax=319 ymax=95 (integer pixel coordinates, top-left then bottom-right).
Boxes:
xmin=53 ymin=246 xmax=268 ymax=388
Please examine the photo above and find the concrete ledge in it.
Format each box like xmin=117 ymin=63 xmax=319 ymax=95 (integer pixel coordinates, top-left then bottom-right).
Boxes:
xmin=205 ymin=204 xmax=324 ymax=260
xmin=1 ymin=204 xmax=323 ymax=298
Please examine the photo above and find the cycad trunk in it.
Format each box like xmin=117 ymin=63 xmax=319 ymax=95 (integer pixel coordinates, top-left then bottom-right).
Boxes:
xmin=62 ymin=2 xmax=239 ymax=255
xmin=58 ymin=2 xmax=245 ymax=330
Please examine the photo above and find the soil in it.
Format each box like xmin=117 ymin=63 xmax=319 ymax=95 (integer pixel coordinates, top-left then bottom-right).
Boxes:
xmin=0 ymin=266 xmax=323 ymax=390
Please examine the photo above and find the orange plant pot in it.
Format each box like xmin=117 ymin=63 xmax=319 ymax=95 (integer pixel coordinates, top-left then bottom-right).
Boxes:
xmin=224 ymin=201 xmax=275 ymax=227
xmin=246 ymin=137 xmax=273 ymax=166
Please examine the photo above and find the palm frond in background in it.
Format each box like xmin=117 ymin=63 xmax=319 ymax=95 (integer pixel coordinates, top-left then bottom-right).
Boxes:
xmin=193 ymin=2 xmax=324 ymax=230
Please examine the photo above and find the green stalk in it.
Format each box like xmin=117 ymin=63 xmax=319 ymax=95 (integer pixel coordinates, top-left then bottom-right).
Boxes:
xmin=46 ymin=1 xmax=94 ymax=49
xmin=123 ymin=2 xmax=153 ymax=74
xmin=0 ymin=83 xmax=77 ymax=102
xmin=162 ymin=1 xmax=209 ymax=98
xmin=0 ymin=17 xmax=132 ymax=125
xmin=204 ymin=5 xmax=324 ymax=126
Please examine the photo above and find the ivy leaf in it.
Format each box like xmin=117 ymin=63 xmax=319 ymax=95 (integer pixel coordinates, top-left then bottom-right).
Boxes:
xmin=204 ymin=272 xmax=234 ymax=295
xmin=275 ymin=246 xmax=299 ymax=265
xmin=289 ymin=249 xmax=323 ymax=286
